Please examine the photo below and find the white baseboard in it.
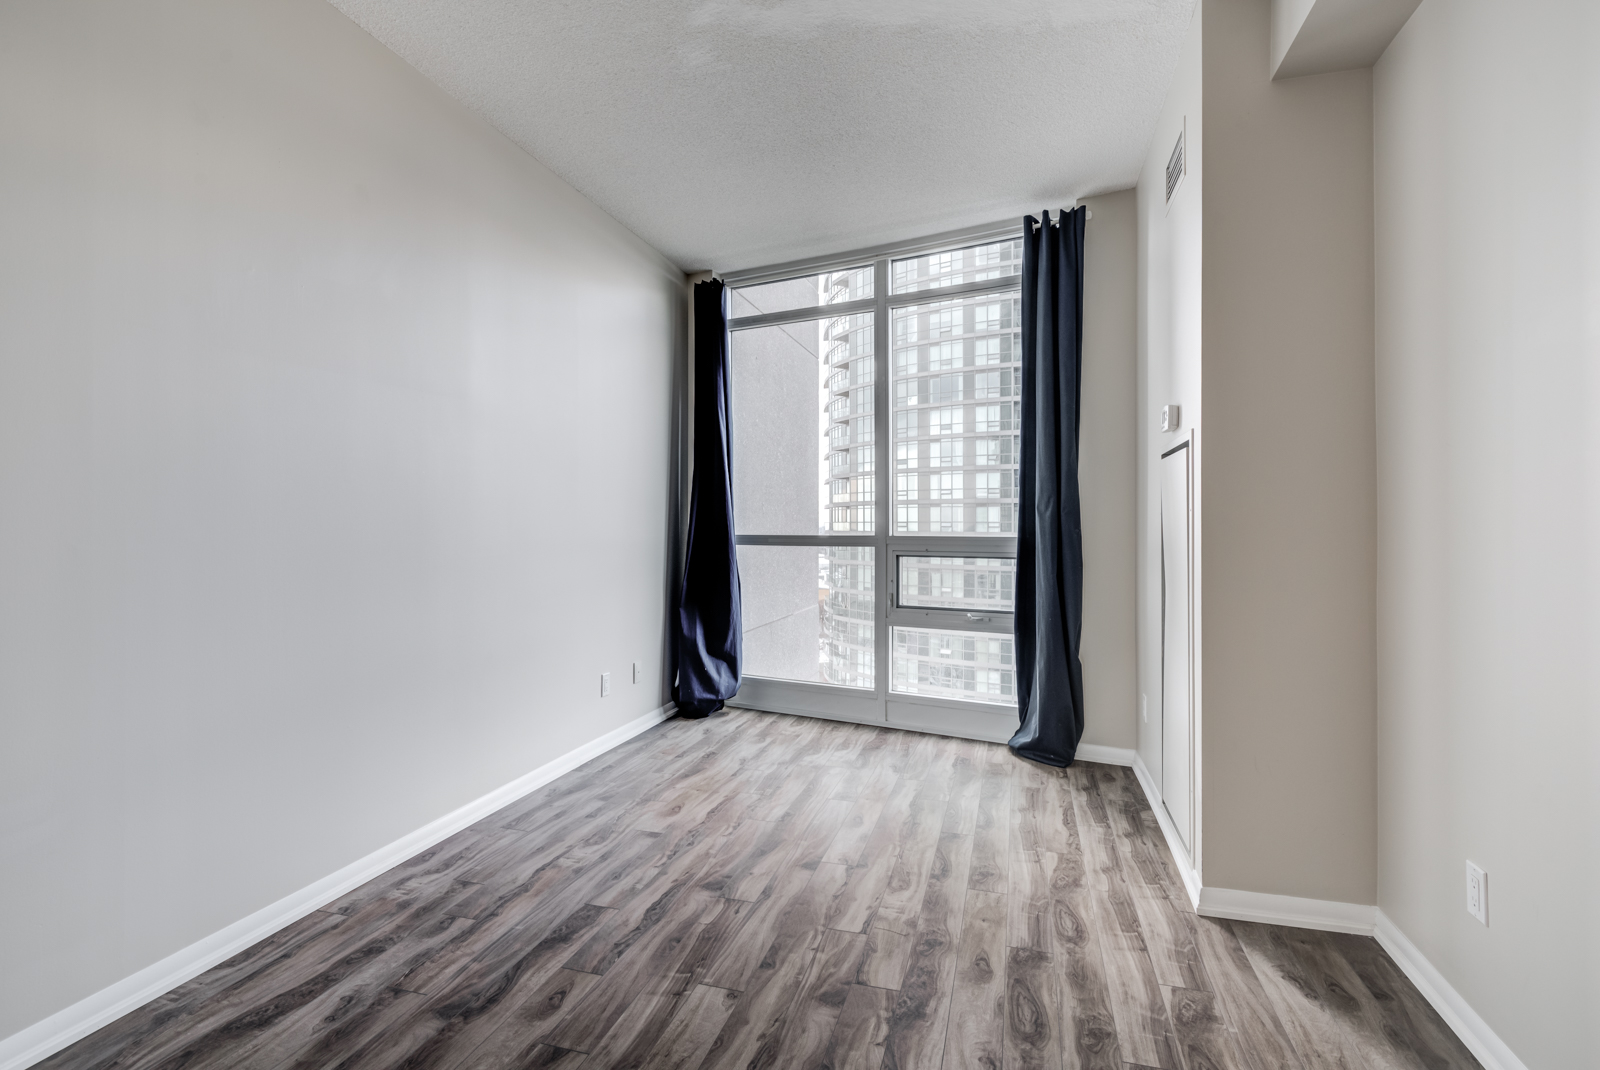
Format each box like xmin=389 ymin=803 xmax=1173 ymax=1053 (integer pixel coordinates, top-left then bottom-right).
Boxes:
xmin=1130 ymin=752 xmax=1202 ymax=908
xmin=1122 ymin=756 xmax=1520 ymax=1070
xmin=1125 ymin=753 xmax=1375 ymax=936
xmin=1197 ymin=887 xmax=1376 ymax=935
xmin=1081 ymin=750 xmax=1520 ymax=1070
xmin=1374 ymin=911 xmax=1528 ymax=1070
xmin=1074 ymin=743 xmax=1136 ymax=767
xmin=1184 ymin=895 xmax=1524 ymax=1067
xmin=0 ymin=703 xmax=676 ymax=1070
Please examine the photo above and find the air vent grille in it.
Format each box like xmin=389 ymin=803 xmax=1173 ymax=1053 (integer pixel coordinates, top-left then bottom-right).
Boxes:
xmin=1166 ymin=129 xmax=1185 ymax=203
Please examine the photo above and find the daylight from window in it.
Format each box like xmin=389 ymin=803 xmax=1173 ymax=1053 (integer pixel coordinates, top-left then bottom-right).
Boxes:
xmin=730 ymin=238 xmax=1021 ymax=705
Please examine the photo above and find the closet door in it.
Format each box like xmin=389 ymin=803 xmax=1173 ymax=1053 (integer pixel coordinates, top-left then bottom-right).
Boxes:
xmin=1160 ymin=441 xmax=1193 ymax=851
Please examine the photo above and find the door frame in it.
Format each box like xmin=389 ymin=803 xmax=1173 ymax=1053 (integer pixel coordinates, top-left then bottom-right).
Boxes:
xmin=1159 ymin=436 xmax=1197 ymax=858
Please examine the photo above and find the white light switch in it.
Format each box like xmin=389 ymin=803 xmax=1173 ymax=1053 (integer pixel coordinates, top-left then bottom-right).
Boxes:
xmin=1161 ymin=404 xmax=1181 ymax=432
xmin=601 ymin=672 xmax=611 ymax=697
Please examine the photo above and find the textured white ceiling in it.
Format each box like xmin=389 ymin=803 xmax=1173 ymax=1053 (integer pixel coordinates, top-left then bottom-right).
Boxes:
xmin=328 ymin=0 xmax=1196 ymax=271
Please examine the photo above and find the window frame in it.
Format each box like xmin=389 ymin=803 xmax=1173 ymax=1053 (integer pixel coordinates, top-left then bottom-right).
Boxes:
xmin=723 ymin=220 xmax=1023 ymax=737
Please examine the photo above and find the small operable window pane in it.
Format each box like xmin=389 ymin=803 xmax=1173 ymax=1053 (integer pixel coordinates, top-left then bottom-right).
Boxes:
xmin=892 ymin=626 xmax=1016 ymax=705
xmin=731 ymin=266 xmax=873 ymax=318
xmin=898 ymin=557 xmax=1015 ymax=611
xmin=741 ymin=546 xmax=875 ymax=689
xmin=891 ymin=238 xmax=1023 ymax=294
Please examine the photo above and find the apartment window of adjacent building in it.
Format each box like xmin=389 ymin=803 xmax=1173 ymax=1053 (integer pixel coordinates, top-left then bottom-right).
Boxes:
xmin=726 ymin=229 xmax=1022 ymax=723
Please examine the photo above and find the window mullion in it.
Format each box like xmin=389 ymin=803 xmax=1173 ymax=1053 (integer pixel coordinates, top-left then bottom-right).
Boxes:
xmin=883 ymin=275 xmax=1021 ymax=308
xmin=873 ymin=257 xmax=891 ymax=701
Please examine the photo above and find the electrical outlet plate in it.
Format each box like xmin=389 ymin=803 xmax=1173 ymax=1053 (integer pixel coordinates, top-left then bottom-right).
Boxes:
xmin=601 ymin=672 xmax=611 ymax=697
xmin=1465 ymin=861 xmax=1487 ymax=925
xmin=633 ymin=662 xmax=639 ymax=684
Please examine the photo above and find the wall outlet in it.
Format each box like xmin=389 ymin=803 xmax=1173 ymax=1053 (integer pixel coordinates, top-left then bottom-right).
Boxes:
xmin=633 ymin=662 xmax=640 ymax=684
xmin=601 ymin=672 xmax=611 ymax=698
xmin=1141 ymin=694 xmax=1148 ymax=724
xmin=1465 ymin=861 xmax=1488 ymax=925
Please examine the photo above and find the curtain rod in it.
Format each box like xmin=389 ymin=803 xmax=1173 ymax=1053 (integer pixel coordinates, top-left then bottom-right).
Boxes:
xmin=1030 ymin=208 xmax=1092 ymax=231
xmin=721 ymin=209 xmax=1092 ymax=285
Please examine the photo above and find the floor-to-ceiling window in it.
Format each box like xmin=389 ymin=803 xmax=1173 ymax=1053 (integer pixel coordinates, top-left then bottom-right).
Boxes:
xmin=726 ymin=225 xmax=1023 ymax=740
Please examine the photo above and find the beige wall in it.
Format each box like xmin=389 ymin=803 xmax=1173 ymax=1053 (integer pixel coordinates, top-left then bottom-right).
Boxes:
xmin=1135 ymin=0 xmax=1599 ymax=1059
xmin=0 ymin=0 xmax=682 ymax=1042
xmin=1078 ymin=189 xmax=1140 ymax=752
xmin=1374 ymin=0 xmax=1600 ymax=1064
xmin=1138 ymin=0 xmax=1378 ymax=903
xmin=1199 ymin=0 xmax=1377 ymax=904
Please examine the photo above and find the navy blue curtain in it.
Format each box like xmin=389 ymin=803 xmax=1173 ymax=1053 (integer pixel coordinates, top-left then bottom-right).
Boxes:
xmin=673 ymin=279 xmax=742 ymax=718
xmin=1009 ymin=208 xmax=1088 ymax=766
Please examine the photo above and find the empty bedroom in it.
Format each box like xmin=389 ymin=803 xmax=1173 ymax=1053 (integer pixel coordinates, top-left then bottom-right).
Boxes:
xmin=1 ymin=1 xmax=1594 ymax=1068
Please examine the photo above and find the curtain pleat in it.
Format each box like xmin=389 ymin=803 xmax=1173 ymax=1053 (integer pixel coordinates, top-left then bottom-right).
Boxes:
xmin=1009 ymin=208 xmax=1088 ymax=766
xmin=673 ymin=280 xmax=742 ymax=718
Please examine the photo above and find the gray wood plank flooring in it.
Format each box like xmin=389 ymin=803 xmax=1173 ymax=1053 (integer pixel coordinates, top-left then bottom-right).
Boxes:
xmin=39 ymin=709 xmax=1483 ymax=1070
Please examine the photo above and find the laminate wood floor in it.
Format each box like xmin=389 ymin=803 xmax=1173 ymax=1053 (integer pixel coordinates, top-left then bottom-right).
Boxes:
xmin=42 ymin=709 xmax=1482 ymax=1070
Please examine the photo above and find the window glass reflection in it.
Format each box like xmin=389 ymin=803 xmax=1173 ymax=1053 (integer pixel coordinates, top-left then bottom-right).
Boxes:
xmin=891 ymin=292 xmax=1020 ymax=534
xmin=740 ymin=546 xmax=875 ymax=689
xmin=892 ymin=627 xmax=1015 ymax=704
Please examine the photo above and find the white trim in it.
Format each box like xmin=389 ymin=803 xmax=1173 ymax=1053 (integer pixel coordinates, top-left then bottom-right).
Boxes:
xmin=719 ymin=218 xmax=1022 ymax=286
xmin=1074 ymin=743 xmax=1136 ymax=767
xmin=1125 ymin=754 xmax=1377 ymax=937
xmin=1196 ymin=887 xmax=1376 ymax=935
xmin=0 ymin=703 xmax=677 ymax=1070
xmin=728 ymin=701 xmax=1017 ymax=747
xmin=733 ymin=701 xmax=1139 ymax=765
xmin=1124 ymin=753 xmax=1519 ymax=1070
xmin=1374 ymin=911 xmax=1528 ymax=1070
xmin=1131 ymin=752 xmax=1202 ymax=907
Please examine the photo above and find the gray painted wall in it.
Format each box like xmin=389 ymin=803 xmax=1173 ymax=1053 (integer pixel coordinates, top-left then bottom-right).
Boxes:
xmin=1374 ymin=0 xmax=1600 ymax=1063
xmin=1136 ymin=16 xmax=1204 ymax=788
xmin=1078 ymin=190 xmax=1140 ymax=754
xmin=0 ymin=0 xmax=682 ymax=1041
